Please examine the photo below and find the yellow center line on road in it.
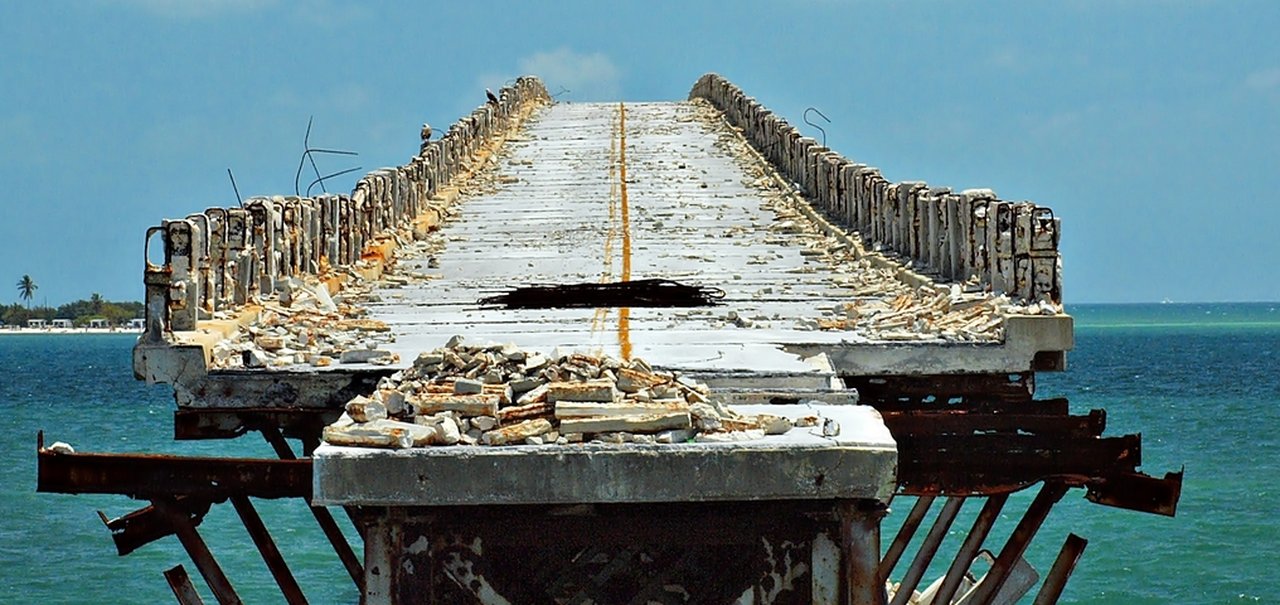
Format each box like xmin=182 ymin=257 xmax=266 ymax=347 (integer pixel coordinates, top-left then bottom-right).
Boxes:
xmin=617 ymin=102 xmax=632 ymax=360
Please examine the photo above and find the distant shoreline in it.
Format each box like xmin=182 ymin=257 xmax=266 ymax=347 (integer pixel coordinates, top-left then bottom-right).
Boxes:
xmin=0 ymin=328 xmax=142 ymax=336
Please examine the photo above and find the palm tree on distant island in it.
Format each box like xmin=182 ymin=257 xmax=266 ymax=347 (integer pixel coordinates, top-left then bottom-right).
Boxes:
xmin=16 ymin=275 xmax=37 ymax=309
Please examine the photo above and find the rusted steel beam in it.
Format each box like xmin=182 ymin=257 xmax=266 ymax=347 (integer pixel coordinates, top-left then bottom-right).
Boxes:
xmin=163 ymin=565 xmax=206 ymax=605
xmin=1032 ymin=533 xmax=1088 ymax=605
xmin=260 ymin=426 xmax=301 ymax=460
xmin=175 ymin=408 xmax=340 ymax=441
xmin=896 ymin=434 xmax=1141 ymax=496
xmin=1085 ymin=470 xmax=1183 ymax=516
xmin=966 ymin=482 xmax=1069 ymax=605
xmin=313 ymin=505 xmax=364 ymax=590
xmin=99 ymin=496 xmax=213 ymax=556
xmin=230 ymin=496 xmax=308 ymax=605
xmin=931 ymin=494 xmax=1008 ymax=605
xmin=259 ymin=426 xmax=364 ymax=590
xmin=880 ymin=410 xmax=1105 ymax=438
xmin=38 ymin=448 xmax=310 ymax=500
xmin=839 ymin=501 xmax=886 ymax=605
xmin=877 ymin=496 xmax=934 ymax=583
xmin=844 ymin=373 xmax=1035 ymax=405
xmin=154 ymin=498 xmax=243 ymax=605
xmin=888 ymin=497 xmax=964 ymax=605
xmin=874 ymin=398 xmax=1070 ymax=416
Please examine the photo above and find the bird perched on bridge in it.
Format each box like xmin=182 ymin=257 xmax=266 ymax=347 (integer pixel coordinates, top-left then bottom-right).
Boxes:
xmin=419 ymin=123 xmax=432 ymax=154
xmin=485 ymin=88 xmax=499 ymax=106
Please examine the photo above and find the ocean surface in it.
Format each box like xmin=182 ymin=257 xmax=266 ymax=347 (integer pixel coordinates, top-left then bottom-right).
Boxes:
xmin=0 ymin=303 xmax=1275 ymax=603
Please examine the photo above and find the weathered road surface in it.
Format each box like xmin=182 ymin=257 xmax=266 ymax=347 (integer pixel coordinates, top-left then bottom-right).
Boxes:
xmin=371 ymin=101 xmax=887 ymax=374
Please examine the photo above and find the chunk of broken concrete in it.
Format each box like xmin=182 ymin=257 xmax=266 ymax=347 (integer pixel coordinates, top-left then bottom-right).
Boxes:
xmin=554 ymin=401 xmax=690 ymax=419
xmin=547 ymin=380 xmax=619 ymax=403
xmin=615 ymin=367 xmax=666 ymax=393
xmin=454 ymin=377 xmax=484 ymax=394
xmin=414 ymin=412 xmax=461 ymax=446
xmin=558 ymin=411 xmax=692 ymax=434
xmin=481 ymin=418 xmax=553 ymax=446
xmin=345 ymin=396 xmax=388 ymax=423
xmin=340 ymin=349 xmax=393 ymax=364
xmin=322 ymin=423 xmax=412 ymax=449
xmin=411 ymin=394 xmax=500 ymax=417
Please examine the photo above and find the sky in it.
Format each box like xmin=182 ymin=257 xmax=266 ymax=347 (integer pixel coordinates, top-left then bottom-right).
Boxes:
xmin=1 ymin=1 xmax=1277 ymax=305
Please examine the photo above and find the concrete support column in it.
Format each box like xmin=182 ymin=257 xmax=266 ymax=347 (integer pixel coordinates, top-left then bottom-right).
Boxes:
xmin=361 ymin=510 xmax=397 ymax=605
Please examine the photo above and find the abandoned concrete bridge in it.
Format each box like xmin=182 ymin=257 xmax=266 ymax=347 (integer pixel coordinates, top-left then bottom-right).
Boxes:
xmin=38 ymin=74 xmax=1180 ymax=604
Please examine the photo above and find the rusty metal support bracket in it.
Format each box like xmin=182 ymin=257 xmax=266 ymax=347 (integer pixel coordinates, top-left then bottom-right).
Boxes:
xmin=931 ymin=494 xmax=1008 ymax=605
xmin=1085 ymin=469 xmax=1183 ymax=517
xmin=1032 ymin=533 xmax=1088 ymax=605
xmin=966 ymin=482 xmax=1069 ymax=605
xmin=889 ymin=497 xmax=964 ymax=605
xmin=98 ymin=496 xmax=213 ymax=556
xmin=260 ymin=426 xmax=364 ymax=590
xmin=877 ymin=495 xmax=934 ymax=583
xmin=230 ymin=496 xmax=308 ymax=605
xmin=154 ymin=498 xmax=243 ymax=605
xmin=164 ymin=565 xmax=206 ymax=605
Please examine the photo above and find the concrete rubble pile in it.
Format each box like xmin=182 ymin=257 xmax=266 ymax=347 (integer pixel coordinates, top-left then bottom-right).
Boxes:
xmin=206 ymin=252 xmax=428 ymax=370
xmin=322 ymin=337 xmax=822 ymax=449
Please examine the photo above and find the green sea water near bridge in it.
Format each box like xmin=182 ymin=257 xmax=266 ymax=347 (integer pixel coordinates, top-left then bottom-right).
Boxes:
xmin=0 ymin=303 xmax=1275 ymax=603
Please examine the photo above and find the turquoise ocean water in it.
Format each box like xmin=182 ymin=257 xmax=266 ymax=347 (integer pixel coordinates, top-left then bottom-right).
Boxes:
xmin=1 ymin=303 xmax=1276 ymax=603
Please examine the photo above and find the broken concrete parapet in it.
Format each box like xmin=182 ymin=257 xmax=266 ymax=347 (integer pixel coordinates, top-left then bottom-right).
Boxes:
xmin=688 ymin=72 xmax=1063 ymax=307
xmin=135 ymin=76 xmax=551 ymax=383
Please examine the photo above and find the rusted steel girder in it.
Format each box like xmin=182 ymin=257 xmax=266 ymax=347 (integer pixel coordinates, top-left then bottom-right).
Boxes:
xmin=844 ymin=373 xmax=1036 ymax=405
xmin=155 ymin=498 xmax=243 ymax=605
xmin=930 ymin=494 xmax=1008 ymax=605
xmin=888 ymin=497 xmax=964 ymax=605
xmin=260 ymin=426 xmax=364 ymax=590
xmin=174 ymin=407 xmax=340 ymax=441
xmin=164 ymin=565 xmax=205 ymax=605
xmin=1085 ymin=470 xmax=1183 ymax=517
xmin=896 ymin=433 xmax=1142 ymax=496
xmin=877 ymin=495 xmax=934 ymax=584
xmin=37 ymin=442 xmax=311 ymax=501
xmin=879 ymin=409 xmax=1106 ymax=438
xmin=230 ymin=496 xmax=308 ymax=605
xmin=1032 ymin=533 xmax=1089 ymax=605
xmin=966 ymin=482 xmax=1069 ymax=605
xmin=98 ymin=496 xmax=213 ymax=556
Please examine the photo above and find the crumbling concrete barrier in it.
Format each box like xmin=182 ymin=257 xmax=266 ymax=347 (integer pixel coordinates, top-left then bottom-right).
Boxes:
xmin=142 ymin=77 xmax=550 ymax=338
xmin=689 ymin=73 xmax=1061 ymax=306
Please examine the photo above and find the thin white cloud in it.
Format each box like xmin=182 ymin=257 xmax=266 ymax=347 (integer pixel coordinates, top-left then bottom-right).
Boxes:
xmin=1245 ymin=67 xmax=1280 ymax=92
xmin=108 ymin=0 xmax=276 ymax=19
xmin=986 ymin=47 xmax=1024 ymax=72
